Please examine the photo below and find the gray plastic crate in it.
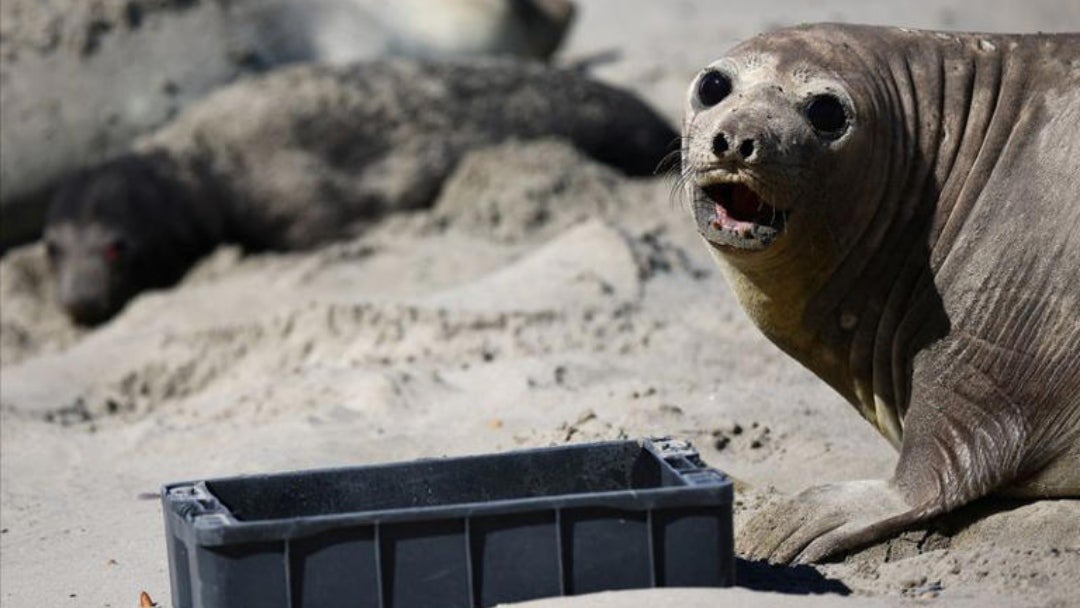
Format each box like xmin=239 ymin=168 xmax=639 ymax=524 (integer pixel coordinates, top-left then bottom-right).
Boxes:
xmin=161 ymin=437 xmax=733 ymax=607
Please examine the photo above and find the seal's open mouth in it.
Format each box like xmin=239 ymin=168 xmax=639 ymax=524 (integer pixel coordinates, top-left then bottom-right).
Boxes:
xmin=693 ymin=180 xmax=787 ymax=251
xmin=703 ymin=183 xmax=783 ymax=228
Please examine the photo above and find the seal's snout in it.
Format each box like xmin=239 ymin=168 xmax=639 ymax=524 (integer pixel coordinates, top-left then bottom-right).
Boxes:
xmin=711 ymin=133 xmax=757 ymax=162
xmin=64 ymin=295 xmax=114 ymax=326
xmin=55 ymin=256 xmax=120 ymax=326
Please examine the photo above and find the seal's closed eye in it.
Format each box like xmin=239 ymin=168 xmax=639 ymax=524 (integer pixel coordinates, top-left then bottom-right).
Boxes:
xmin=104 ymin=239 xmax=127 ymax=264
xmin=698 ymin=71 xmax=732 ymax=107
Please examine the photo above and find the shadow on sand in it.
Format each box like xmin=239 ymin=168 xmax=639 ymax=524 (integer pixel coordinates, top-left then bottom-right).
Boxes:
xmin=736 ymin=558 xmax=851 ymax=595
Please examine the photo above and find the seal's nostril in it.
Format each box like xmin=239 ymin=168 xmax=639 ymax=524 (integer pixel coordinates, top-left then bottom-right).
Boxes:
xmin=713 ymin=133 xmax=730 ymax=157
xmin=739 ymin=139 xmax=755 ymax=159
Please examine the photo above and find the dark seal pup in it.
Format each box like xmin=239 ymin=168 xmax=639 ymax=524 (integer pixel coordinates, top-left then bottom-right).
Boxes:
xmin=45 ymin=153 xmax=224 ymax=326
xmin=45 ymin=58 xmax=677 ymax=325
xmin=681 ymin=24 xmax=1079 ymax=563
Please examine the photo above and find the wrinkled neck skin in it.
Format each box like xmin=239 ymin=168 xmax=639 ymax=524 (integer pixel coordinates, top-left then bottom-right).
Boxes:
xmin=707 ymin=212 xmax=840 ymax=361
xmin=710 ymin=28 xmax=1044 ymax=446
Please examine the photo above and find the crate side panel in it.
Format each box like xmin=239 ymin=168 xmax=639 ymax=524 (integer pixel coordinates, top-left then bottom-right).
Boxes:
xmin=166 ymin=532 xmax=194 ymax=608
xmin=563 ymin=508 xmax=651 ymax=595
xmin=654 ymin=505 xmax=734 ymax=587
xmin=292 ymin=527 xmax=379 ymax=608
xmin=382 ymin=519 xmax=470 ymax=608
xmin=472 ymin=511 xmax=561 ymax=607
xmin=194 ymin=542 xmax=288 ymax=608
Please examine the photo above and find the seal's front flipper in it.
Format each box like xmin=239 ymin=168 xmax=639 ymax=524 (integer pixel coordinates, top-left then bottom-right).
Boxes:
xmin=737 ymin=479 xmax=933 ymax=564
xmin=740 ymin=339 xmax=1042 ymax=565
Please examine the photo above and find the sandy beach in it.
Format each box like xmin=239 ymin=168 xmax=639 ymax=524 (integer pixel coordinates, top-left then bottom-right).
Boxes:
xmin=2 ymin=1 xmax=1079 ymax=607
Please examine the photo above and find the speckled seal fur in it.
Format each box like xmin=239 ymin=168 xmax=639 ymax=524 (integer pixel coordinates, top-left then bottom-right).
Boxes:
xmin=682 ymin=24 xmax=1079 ymax=563
xmin=44 ymin=58 xmax=677 ymax=325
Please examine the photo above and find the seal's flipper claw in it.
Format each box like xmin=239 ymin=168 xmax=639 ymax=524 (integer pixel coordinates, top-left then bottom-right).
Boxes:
xmin=738 ymin=479 xmax=921 ymax=564
xmin=792 ymin=507 xmax=927 ymax=564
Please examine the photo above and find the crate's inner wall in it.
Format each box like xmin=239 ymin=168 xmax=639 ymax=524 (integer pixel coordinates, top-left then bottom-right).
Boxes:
xmin=208 ymin=442 xmax=667 ymax=521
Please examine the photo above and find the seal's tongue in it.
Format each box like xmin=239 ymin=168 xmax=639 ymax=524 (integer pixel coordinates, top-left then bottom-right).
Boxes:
xmin=703 ymin=183 xmax=778 ymax=226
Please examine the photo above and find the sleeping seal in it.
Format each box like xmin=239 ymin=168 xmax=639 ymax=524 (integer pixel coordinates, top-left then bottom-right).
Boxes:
xmin=681 ymin=24 xmax=1079 ymax=563
xmin=44 ymin=58 xmax=676 ymax=325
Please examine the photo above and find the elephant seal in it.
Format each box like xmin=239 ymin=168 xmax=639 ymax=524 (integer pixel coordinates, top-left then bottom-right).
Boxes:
xmin=0 ymin=0 xmax=575 ymax=250
xmin=681 ymin=24 xmax=1080 ymax=563
xmin=44 ymin=58 xmax=676 ymax=325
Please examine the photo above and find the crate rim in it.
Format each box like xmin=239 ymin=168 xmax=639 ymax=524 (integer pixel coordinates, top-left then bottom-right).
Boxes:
xmin=162 ymin=437 xmax=733 ymax=548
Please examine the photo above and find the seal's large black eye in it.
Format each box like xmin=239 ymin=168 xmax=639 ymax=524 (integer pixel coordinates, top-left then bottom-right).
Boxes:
xmin=806 ymin=94 xmax=848 ymax=136
xmin=697 ymin=71 xmax=732 ymax=107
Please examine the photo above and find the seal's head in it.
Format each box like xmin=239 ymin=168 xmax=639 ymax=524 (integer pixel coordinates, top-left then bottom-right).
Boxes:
xmin=683 ymin=28 xmax=869 ymax=258
xmin=44 ymin=154 xmax=214 ymax=326
xmin=680 ymin=25 xmax=901 ymax=346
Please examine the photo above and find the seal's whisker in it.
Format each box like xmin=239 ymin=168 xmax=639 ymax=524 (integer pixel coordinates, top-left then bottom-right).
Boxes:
xmin=654 ymin=149 xmax=683 ymax=176
xmin=668 ymin=171 xmax=693 ymax=210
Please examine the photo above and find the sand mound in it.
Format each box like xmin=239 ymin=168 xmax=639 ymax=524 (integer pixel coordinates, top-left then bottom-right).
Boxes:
xmin=433 ymin=138 xmax=631 ymax=242
xmin=0 ymin=243 xmax=84 ymax=366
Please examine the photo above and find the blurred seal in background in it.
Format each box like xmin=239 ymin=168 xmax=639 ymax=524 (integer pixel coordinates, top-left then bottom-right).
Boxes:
xmin=44 ymin=57 xmax=673 ymax=325
xmin=1 ymin=0 xmax=577 ymax=249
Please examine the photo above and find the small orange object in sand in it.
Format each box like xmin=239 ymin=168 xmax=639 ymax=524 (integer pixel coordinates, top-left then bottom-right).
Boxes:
xmin=488 ymin=418 xmax=504 ymax=429
xmin=139 ymin=590 xmax=156 ymax=607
